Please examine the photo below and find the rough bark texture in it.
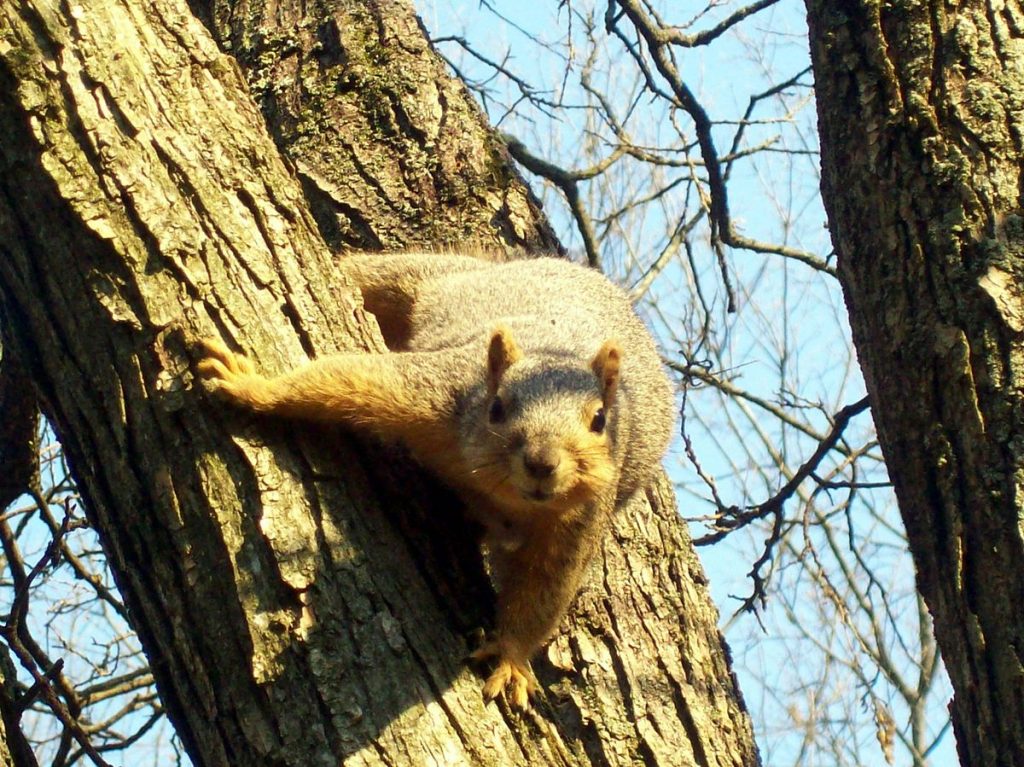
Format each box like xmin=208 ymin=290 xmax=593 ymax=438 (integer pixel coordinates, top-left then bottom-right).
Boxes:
xmin=194 ymin=0 xmax=562 ymax=255
xmin=805 ymin=1 xmax=1024 ymax=764
xmin=0 ymin=644 xmax=39 ymax=767
xmin=0 ymin=0 xmax=757 ymax=765
xmin=0 ymin=338 xmax=37 ymax=510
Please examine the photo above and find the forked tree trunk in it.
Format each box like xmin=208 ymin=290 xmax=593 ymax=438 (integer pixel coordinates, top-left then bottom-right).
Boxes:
xmin=0 ymin=0 xmax=758 ymax=764
xmin=806 ymin=1 xmax=1024 ymax=764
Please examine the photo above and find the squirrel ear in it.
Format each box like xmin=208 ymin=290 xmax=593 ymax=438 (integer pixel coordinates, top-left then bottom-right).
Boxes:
xmin=487 ymin=326 xmax=522 ymax=393
xmin=591 ymin=340 xmax=621 ymax=406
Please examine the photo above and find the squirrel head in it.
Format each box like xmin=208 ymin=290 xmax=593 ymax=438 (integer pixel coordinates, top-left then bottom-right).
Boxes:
xmin=462 ymin=326 xmax=620 ymax=513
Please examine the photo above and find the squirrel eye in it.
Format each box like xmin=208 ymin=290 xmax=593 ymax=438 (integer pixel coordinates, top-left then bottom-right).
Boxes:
xmin=590 ymin=407 xmax=606 ymax=433
xmin=489 ymin=396 xmax=506 ymax=424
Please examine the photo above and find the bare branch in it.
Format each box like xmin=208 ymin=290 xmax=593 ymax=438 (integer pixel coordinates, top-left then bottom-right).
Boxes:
xmin=609 ymin=0 xmax=835 ymax=275
xmin=503 ymin=135 xmax=607 ymax=266
xmin=660 ymin=0 xmax=781 ymax=48
xmin=694 ymin=396 xmax=871 ymax=547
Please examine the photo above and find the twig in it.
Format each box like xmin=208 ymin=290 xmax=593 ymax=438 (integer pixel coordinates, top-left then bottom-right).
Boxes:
xmin=695 ymin=396 xmax=871 ymax=547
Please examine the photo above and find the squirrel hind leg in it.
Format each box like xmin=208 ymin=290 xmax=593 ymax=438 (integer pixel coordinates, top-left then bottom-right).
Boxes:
xmin=360 ymin=286 xmax=415 ymax=349
xmin=340 ymin=255 xmax=417 ymax=349
xmin=341 ymin=252 xmax=489 ymax=349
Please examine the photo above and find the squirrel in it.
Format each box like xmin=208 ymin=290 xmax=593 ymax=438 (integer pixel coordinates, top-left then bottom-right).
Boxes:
xmin=197 ymin=252 xmax=675 ymax=709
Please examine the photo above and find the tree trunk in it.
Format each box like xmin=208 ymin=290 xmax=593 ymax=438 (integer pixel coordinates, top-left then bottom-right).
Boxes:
xmin=806 ymin=1 xmax=1024 ymax=764
xmin=0 ymin=644 xmax=39 ymax=767
xmin=195 ymin=0 xmax=562 ymax=256
xmin=0 ymin=0 xmax=758 ymax=765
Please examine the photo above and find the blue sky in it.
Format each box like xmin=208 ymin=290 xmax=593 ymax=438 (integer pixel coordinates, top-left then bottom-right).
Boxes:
xmin=420 ymin=1 xmax=956 ymax=764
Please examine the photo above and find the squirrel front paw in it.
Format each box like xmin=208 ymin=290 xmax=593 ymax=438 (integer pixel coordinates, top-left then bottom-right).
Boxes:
xmin=196 ymin=338 xmax=275 ymax=411
xmin=470 ymin=640 xmax=539 ymax=709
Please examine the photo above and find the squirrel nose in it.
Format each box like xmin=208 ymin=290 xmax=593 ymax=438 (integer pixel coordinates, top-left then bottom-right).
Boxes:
xmin=523 ymin=446 xmax=560 ymax=479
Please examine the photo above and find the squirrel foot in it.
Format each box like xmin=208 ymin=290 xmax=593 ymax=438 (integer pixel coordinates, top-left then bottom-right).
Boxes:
xmin=470 ymin=641 xmax=539 ymax=709
xmin=196 ymin=338 xmax=274 ymax=410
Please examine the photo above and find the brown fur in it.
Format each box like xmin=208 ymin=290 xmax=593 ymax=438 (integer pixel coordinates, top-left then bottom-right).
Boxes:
xmin=197 ymin=252 xmax=675 ymax=709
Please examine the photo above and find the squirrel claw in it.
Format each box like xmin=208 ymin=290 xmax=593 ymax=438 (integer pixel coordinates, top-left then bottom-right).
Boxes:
xmin=195 ymin=338 xmax=270 ymax=408
xmin=197 ymin=338 xmax=255 ymax=375
xmin=471 ymin=642 xmax=538 ymax=709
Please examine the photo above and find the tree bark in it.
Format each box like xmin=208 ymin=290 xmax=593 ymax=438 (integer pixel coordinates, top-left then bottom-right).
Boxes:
xmin=0 ymin=0 xmax=758 ymax=765
xmin=806 ymin=1 xmax=1024 ymax=764
xmin=193 ymin=0 xmax=562 ymax=255
xmin=0 ymin=337 xmax=37 ymax=511
xmin=0 ymin=643 xmax=39 ymax=767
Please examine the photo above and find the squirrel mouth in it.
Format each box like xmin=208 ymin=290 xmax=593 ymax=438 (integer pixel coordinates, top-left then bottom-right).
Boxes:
xmin=525 ymin=488 xmax=554 ymax=502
